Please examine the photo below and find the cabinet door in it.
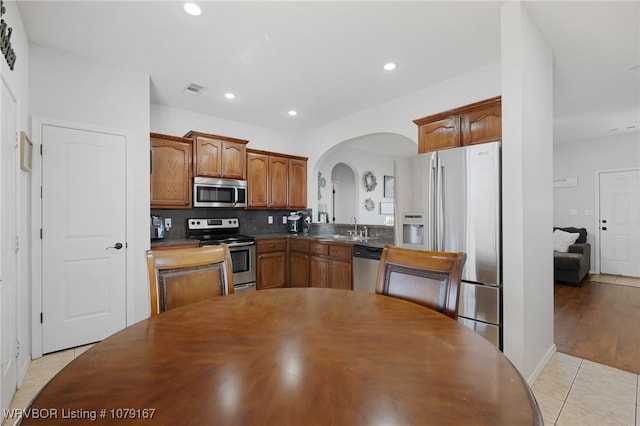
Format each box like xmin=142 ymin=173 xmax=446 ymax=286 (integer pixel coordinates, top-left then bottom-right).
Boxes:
xmin=289 ymin=252 xmax=309 ymax=287
xmin=269 ymin=156 xmax=288 ymax=208
xmin=461 ymin=102 xmax=502 ymax=146
xmin=257 ymin=251 xmax=286 ymax=290
xmin=194 ymin=136 xmax=222 ymax=177
xmin=247 ymin=152 xmax=269 ymax=208
xmin=330 ymin=259 xmax=353 ymax=290
xmin=150 ymin=135 xmax=192 ymax=208
xmin=221 ymin=141 xmax=246 ymax=179
xmin=309 ymin=256 xmax=330 ymax=288
xmin=288 ymin=158 xmax=307 ymax=208
xmin=418 ymin=116 xmax=461 ymax=153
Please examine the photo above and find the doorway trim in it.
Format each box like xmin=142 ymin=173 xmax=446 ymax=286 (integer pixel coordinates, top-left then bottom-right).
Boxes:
xmin=30 ymin=116 xmax=133 ymax=358
xmin=593 ymin=167 xmax=640 ymax=275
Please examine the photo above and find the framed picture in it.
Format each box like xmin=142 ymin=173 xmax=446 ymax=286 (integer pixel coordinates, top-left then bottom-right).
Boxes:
xmin=20 ymin=131 xmax=33 ymax=172
xmin=383 ymin=175 xmax=394 ymax=198
xmin=380 ymin=202 xmax=393 ymax=215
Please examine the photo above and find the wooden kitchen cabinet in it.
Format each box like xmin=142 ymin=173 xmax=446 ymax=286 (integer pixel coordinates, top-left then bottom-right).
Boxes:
xmin=308 ymin=241 xmax=353 ymax=290
xmin=184 ymin=131 xmax=248 ymax=179
xmin=288 ymin=158 xmax=307 ymax=209
xmin=150 ymin=133 xmax=193 ymax=209
xmin=256 ymin=239 xmax=287 ymax=290
xmin=269 ymin=156 xmax=288 ymax=208
xmin=414 ymin=96 xmax=501 ymax=153
xmin=246 ymin=149 xmax=308 ymax=209
xmin=288 ymin=239 xmax=310 ymax=288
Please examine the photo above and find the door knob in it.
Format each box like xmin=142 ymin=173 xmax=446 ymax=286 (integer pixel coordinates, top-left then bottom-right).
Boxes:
xmin=602 ymin=219 xmax=607 ymax=223
xmin=106 ymin=242 xmax=123 ymax=250
xmin=601 ymin=227 xmax=607 ymax=231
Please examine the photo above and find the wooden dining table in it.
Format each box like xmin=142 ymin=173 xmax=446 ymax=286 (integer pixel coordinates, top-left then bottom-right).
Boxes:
xmin=21 ymin=288 xmax=541 ymax=425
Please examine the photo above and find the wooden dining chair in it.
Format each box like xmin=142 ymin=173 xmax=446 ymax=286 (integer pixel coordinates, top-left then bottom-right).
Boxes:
xmin=375 ymin=245 xmax=467 ymax=319
xmin=146 ymin=245 xmax=234 ymax=316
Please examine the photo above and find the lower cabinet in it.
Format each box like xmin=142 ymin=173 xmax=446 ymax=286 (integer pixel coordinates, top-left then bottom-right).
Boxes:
xmin=288 ymin=239 xmax=310 ymax=288
xmin=256 ymin=239 xmax=287 ymax=290
xmin=309 ymin=241 xmax=353 ymax=290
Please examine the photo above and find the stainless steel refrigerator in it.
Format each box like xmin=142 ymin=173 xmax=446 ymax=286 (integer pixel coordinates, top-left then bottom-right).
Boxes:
xmin=394 ymin=141 xmax=502 ymax=348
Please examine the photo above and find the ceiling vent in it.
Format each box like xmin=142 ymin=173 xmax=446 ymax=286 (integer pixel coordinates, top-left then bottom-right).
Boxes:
xmin=183 ymin=82 xmax=206 ymax=96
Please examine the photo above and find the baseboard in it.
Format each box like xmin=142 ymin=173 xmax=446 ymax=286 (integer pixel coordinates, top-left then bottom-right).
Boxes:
xmin=527 ymin=343 xmax=556 ymax=385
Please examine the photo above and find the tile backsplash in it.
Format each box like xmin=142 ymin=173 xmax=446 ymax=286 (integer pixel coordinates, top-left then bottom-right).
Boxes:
xmin=150 ymin=208 xmax=394 ymax=242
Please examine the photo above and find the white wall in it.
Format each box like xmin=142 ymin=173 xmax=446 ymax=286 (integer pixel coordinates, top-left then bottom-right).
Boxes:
xmin=1 ymin=0 xmax=32 ymax=392
xmin=554 ymin=132 xmax=640 ymax=271
xmin=299 ymin=62 xmax=502 ymax=216
xmin=151 ymin=103 xmax=297 ymax=155
xmin=501 ymin=2 xmax=555 ymax=380
xmin=29 ymin=45 xmax=151 ymax=332
xmin=318 ymin=143 xmax=405 ymax=225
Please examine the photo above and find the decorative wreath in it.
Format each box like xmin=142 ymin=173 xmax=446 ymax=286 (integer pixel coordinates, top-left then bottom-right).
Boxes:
xmin=362 ymin=171 xmax=377 ymax=192
xmin=363 ymin=198 xmax=375 ymax=212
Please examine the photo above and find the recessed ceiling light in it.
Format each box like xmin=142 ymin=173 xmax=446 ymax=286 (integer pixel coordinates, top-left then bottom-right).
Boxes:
xmin=183 ymin=2 xmax=202 ymax=16
xmin=224 ymin=93 xmax=236 ymax=100
xmin=383 ymin=62 xmax=397 ymax=71
xmin=288 ymin=110 xmax=298 ymax=117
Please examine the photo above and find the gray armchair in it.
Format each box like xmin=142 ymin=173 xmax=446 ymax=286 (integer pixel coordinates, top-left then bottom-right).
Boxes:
xmin=553 ymin=227 xmax=590 ymax=286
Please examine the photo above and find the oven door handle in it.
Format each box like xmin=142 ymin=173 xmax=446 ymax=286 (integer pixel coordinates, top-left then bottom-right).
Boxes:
xmin=227 ymin=242 xmax=255 ymax=248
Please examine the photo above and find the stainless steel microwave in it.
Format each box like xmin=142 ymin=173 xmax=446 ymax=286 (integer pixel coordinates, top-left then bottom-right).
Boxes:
xmin=193 ymin=177 xmax=247 ymax=208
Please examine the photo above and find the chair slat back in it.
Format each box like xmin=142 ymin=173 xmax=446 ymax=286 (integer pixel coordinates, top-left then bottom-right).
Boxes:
xmin=375 ymin=245 xmax=466 ymax=319
xmin=146 ymin=245 xmax=234 ymax=316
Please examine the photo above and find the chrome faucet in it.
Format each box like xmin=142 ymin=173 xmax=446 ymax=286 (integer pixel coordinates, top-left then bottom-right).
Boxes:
xmin=351 ymin=216 xmax=357 ymax=236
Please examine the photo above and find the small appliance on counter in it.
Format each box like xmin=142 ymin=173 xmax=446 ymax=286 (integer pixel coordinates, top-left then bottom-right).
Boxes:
xmin=287 ymin=212 xmax=302 ymax=233
xmin=150 ymin=215 xmax=165 ymax=240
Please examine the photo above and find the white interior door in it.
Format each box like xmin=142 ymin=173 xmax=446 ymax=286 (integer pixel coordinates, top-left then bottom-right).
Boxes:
xmin=599 ymin=169 xmax=640 ymax=277
xmin=1 ymin=78 xmax=18 ymax=412
xmin=42 ymin=125 xmax=127 ymax=354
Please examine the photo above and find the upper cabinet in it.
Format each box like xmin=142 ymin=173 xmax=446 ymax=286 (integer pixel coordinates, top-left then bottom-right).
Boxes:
xmin=246 ymin=149 xmax=308 ymax=210
xmin=414 ymin=96 xmax=501 ymax=153
xmin=184 ymin=131 xmax=248 ymax=179
xmin=150 ymin=133 xmax=193 ymax=209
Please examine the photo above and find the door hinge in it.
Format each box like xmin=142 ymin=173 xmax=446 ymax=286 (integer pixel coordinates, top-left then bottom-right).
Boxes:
xmin=40 ymin=144 xmax=43 ymax=155
xmin=40 ymin=186 xmax=43 ymax=199
xmin=15 ymin=339 xmax=20 ymax=358
xmin=40 ymin=228 xmax=43 ymax=239
xmin=40 ymin=312 xmax=43 ymax=323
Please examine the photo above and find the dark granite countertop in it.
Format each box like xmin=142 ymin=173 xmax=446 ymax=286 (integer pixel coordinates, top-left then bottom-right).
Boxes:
xmin=253 ymin=232 xmax=392 ymax=248
xmin=152 ymin=233 xmax=392 ymax=249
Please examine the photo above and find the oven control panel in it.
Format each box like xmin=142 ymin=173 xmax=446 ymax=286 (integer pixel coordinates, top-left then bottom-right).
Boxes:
xmin=188 ymin=218 xmax=239 ymax=230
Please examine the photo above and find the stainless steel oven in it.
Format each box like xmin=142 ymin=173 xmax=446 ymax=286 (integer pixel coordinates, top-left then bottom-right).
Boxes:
xmin=187 ymin=218 xmax=256 ymax=293
xmin=227 ymin=243 xmax=256 ymax=292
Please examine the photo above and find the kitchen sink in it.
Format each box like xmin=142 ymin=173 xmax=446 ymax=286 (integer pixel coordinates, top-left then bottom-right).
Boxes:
xmin=314 ymin=235 xmax=380 ymax=242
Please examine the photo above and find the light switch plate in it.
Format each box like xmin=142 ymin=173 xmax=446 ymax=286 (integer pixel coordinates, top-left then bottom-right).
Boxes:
xmin=282 ymin=216 xmax=287 ymax=224
xmin=569 ymin=209 xmax=578 ymax=216
xmin=268 ymin=216 xmax=273 ymax=224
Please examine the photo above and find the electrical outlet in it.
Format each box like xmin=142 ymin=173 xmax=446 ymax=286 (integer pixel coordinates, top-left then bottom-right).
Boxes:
xmin=164 ymin=217 xmax=172 ymax=230
xmin=282 ymin=216 xmax=287 ymax=224
xmin=268 ymin=216 xmax=273 ymax=224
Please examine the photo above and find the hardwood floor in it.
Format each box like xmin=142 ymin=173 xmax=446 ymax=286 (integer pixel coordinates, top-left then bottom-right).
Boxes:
xmin=554 ymin=275 xmax=640 ymax=374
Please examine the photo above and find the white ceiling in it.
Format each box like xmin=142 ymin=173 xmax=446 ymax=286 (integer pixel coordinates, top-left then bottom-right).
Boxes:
xmin=16 ymin=1 xmax=640 ymax=143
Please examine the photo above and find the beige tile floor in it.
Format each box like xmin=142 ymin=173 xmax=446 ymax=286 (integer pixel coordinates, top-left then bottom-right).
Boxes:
xmin=4 ymin=344 xmax=639 ymax=425
xmin=2 ymin=345 xmax=94 ymax=426
xmin=533 ymin=352 xmax=639 ymax=425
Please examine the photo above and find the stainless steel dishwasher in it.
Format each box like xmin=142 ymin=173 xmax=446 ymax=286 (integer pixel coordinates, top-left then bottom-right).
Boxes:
xmin=353 ymin=245 xmax=383 ymax=293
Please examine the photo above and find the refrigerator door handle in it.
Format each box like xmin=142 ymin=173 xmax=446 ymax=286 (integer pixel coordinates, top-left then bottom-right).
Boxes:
xmin=436 ymin=156 xmax=445 ymax=251
xmin=428 ymin=155 xmax=437 ymax=250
